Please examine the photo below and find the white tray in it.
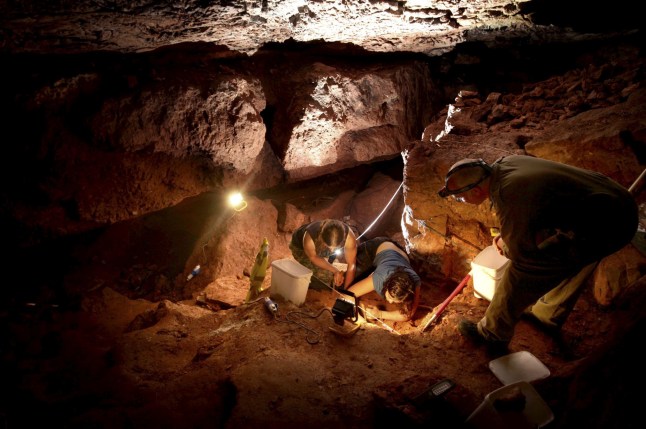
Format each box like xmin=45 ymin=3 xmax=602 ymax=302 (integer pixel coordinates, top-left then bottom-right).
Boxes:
xmin=489 ymin=351 xmax=550 ymax=385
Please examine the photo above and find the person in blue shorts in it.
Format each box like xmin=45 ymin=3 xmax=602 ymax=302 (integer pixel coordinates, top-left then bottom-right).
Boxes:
xmin=344 ymin=237 xmax=421 ymax=322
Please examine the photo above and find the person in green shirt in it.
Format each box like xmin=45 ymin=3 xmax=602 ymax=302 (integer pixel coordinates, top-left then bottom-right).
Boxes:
xmin=438 ymin=155 xmax=638 ymax=354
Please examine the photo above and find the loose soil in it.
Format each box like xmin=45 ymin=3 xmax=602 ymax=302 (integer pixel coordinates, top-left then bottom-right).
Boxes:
xmin=2 ymin=169 xmax=644 ymax=429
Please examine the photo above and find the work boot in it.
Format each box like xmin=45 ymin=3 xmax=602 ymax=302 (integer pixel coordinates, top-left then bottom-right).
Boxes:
xmin=457 ymin=319 xmax=508 ymax=357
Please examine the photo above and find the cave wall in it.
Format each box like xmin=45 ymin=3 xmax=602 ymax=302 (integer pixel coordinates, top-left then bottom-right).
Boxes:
xmin=0 ymin=49 xmax=438 ymax=250
xmin=402 ymin=38 xmax=646 ymax=304
xmin=2 ymin=31 xmax=646 ymax=310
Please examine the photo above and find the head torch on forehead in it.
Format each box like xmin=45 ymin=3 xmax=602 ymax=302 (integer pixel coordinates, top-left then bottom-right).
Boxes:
xmin=437 ymin=159 xmax=492 ymax=198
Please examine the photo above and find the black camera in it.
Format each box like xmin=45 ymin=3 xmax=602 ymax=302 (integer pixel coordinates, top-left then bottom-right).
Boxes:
xmin=332 ymin=289 xmax=358 ymax=326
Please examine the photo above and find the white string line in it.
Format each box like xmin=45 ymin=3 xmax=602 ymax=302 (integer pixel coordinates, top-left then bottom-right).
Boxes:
xmin=356 ymin=181 xmax=404 ymax=240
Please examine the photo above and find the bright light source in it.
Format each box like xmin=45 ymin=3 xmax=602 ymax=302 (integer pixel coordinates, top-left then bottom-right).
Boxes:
xmin=334 ymin=248 xmax=342 ymax=255
xmin=227 ymin=192 xmax=248 ymax=211
xmin=228 ymin=192 xmax=243 ymax=206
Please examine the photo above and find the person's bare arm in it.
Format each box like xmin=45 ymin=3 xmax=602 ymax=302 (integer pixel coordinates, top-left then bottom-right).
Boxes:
xmin=409 ymin=284 xmax=421 ymax=320
xmin=361 ymin=305 xmax=405 ymax=322
xmin=342 ymin=232 xmax=358 ymax=288
xmin=361 ymin=284 xmax=421 ymax=322
xmin=347 ymin=274 xmax=375 ymax=297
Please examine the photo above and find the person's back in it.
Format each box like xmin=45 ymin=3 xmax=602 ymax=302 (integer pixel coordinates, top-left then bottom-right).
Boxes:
xmin=490 ymin=155 xmax=637 ymax=267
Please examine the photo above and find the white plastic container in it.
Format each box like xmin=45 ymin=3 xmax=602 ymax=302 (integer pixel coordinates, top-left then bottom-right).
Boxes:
xmin=489 ymin=351 xmax=551 ymax=385
xmin=270 ymin=259 xmax=313 ymax=306
xmin=470 ymin=245 xmax=510 ymax=301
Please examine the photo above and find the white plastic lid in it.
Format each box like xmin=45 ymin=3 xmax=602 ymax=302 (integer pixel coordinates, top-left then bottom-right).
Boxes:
xmin=489 ymin=351 xmax=551 ymax=385
xmin=271 ymin=258 xmax=312 ymax=278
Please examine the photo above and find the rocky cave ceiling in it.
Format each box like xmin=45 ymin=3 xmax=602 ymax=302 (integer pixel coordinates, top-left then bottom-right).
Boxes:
xmin=0 ymin=0 xmax=640 ymax=56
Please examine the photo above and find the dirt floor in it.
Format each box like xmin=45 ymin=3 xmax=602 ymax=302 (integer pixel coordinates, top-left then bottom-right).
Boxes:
xmin=0 ymin=266 xmax=615 ymax=429
xmin=1 ymin=166 xmax=643 ymax=429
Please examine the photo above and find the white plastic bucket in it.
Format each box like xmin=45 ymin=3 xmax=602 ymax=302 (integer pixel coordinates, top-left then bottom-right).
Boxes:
xmin=470 ymin=245 xmax=510 ymax=301
xmin=270 ymin=259 xmax=313 ymax=306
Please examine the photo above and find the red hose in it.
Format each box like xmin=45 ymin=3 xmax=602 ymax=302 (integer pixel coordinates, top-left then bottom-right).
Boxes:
xmin=420 ymin=273 xmax=471 ymax=331
xmin=434 ymin=274 xmax=471 ymax=317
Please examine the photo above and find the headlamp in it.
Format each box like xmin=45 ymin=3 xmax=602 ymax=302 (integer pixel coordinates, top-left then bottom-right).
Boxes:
xmin=438 ymin=159 xmax=492 ymax=198
xmin=326 ymin=246 xmax=343 ymax=263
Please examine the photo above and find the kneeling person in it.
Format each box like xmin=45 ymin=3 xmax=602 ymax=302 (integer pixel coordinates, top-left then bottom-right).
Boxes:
xmin=345 ymin=237 xmax=421 ymax=322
